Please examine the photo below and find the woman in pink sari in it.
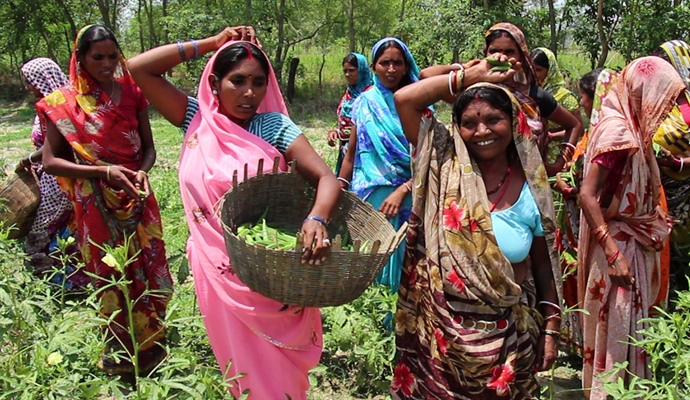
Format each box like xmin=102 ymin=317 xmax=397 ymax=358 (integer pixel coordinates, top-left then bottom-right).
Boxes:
xmin=578 ymin=57 xmax=684 ymax=399
xmin=129 ymin=26 xmax=340 ymax=398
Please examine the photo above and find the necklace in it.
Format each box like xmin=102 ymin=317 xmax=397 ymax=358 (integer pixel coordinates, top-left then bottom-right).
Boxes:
xmin=490 ymin=166 xmax=513 ymax=212
xmin=486 ymin=165 xmax=512 ymax=195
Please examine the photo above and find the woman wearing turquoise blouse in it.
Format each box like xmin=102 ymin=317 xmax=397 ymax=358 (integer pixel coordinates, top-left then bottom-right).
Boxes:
xmin=337 ymin=37 xmax=424 ymax=293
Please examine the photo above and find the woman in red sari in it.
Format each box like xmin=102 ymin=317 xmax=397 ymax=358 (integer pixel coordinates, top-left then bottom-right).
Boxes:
xmin=37 ymin=24 xmax=172 ymax=380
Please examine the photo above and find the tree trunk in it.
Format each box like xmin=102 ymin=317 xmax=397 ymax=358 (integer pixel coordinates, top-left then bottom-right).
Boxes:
xmin=548 ymin=0 xmax=557 ymax=55
xmin=54 ymin=0 xmax=77 ymax=40
xmin=348 ymin=0 xmax=355 ymax=51
xmin=274 ymin=0 xmax=286 ymax=83
xmin=596 ymin=0 xmax=608 ymax=67
xmin=318 ymin=53 xmax=326 ymax=93
xmin=399 ymin=0 xmax=406 ymax=22
xmin=286 ymin=57 xmax=300 ymax=102
xmin=137 ymin=0 xmax=145 ymax=52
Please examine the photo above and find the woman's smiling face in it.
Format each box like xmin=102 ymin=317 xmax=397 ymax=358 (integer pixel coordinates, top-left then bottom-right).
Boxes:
xmin=459 ymin=99 xmax=513 ymax=162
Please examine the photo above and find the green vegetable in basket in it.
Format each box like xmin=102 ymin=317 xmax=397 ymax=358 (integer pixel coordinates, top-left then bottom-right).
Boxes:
xmin=485 ymin=57 xmax=513 ymax=71
xmin=236 ymin=220 xmax=298 ymax=250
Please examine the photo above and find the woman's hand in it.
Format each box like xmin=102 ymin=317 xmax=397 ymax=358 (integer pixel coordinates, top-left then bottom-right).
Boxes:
xmin=656 ymin=147 xmax=680 ymax=170
xmin=608 ymin=253 xmax=635 ymax=289
xmin=379 ymin=186 xmax=408 ymax=219
xmin=300 ymin=218 xmax=331 ymax=265
xmin=16 ymin=156 xmax=31 ymax=172
xmin=212 ymin=26 xmax=259 ymax=50
xmin=535 ymin=332 xmax=559 ymax=371
xmin=108 ymin=165 xmax=144 ymax=201
xmin=327 ymin=129 xmax=338 ymax=147
xmin=134 ymin=170 xmax=151 ymax=199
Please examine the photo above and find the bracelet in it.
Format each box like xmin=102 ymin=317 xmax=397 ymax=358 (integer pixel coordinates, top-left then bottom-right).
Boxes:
xmin=138 ymin=170 xmax=148 ymax=176
xmin=544 ymin=313 xmax=562 ymax=321
xmin=560 ymin=142 xmax=576 ymax=152
xmin=538 ymin=300 xmax=561 ymax=312
xmin=455 ymin=64 xmax=465 ymax=93
xmin=597 ymin=230 xmax=610 ymax=245
xmin=337 ymin=177 xmax=350 ymax=187
xmin=106 ymin=165 xmax=111 ymax=181
xmin=590 ymin=223 xmax=608 ymax=236
xmin=679 ymin=157 xmax=685 ymax=173
xmin=304 ymin=215 xmax=328 ymax=227
xmin=28 ymin=151 xmax=37 ymax=164
xmin=448 ymin=70 xmax=457 ymax=96
xmin=607 ymin=248 xmax=620 ymax=264
xmin=177 ymin=42 xmax=187 ymax=62
xmin=403 ymin=181 xmax=412 ymax=192
xmin=190 ymin=39 xmax=199 ymax=59
xmin=543 ymin=329 xmax=561 ymax=338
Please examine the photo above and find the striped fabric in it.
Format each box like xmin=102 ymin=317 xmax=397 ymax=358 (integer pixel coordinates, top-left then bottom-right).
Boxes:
xmin=661 ymin=40 xmax=690 ymax=87
xmin=181 ymin=97 xmax=301 ymax=153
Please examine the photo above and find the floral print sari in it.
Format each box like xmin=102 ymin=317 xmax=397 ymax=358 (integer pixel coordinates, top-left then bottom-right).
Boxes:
xmin=36 ymin=26 xmax=172 ymax=375
xmin=393 ymin=83 xmax=559 ymax=399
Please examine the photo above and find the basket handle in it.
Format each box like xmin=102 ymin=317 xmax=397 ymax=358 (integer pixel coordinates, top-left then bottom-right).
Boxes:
xmin=388 ymin=222 xmax=409 ymax=252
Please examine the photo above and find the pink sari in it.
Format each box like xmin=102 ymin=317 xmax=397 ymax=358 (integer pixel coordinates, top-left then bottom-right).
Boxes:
xmin=578 ymin=57 xmax=682 ymax=399
xmin=177 ymin=41 xmax=321 ymax=398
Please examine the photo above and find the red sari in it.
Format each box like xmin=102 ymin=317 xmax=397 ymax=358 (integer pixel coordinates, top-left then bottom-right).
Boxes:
xmin=36 ymin=43 xmax=172 ymax=375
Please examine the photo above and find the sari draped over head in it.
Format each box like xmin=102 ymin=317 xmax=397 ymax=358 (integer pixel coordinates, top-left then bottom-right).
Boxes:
xmin=177 ymin=40 xmax=321 ymax=399
xmin=578 ymin=57 xmax=681 ymax=399
xmin=336 ymin=52 xmax=373 ymax=140
xmin=393 ymin=83 xmax=560 ymax=399
xmin=35 ymin=25 xmax=172 ymax=375
xmin=349 ymin=37 xmax=421 ymax=293
xmin=21 ymin=58 xmax=83 ymax=286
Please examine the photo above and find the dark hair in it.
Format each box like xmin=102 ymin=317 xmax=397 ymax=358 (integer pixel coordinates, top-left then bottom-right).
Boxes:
xmin=373 ymin=40 xmax=413 ymax=88
xmin=531 ymin=49 xmax=549 ymax=69
xmin=77 ymin=25 xmax=122 ymax=57
xmin=213 ymin=42 xmax=270 ymax=79
xmin=453 ymin=86 xmax=513 ymax=124
xmin=651 ymin=46 xmax=671 ymax=63
xmin=484 ymin=30 xmax=516 ymax=56
xmin=578 ymin=68 xmax=603 ymax=98
xmin=343 ymin=53 xmax=358 ymax=67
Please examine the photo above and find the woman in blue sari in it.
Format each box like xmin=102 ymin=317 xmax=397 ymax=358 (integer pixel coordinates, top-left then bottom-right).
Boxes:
xmin=328 ymin=52 xmax=373 ymax=175
xmin=338 ymin=38 xmax=425 ymax=293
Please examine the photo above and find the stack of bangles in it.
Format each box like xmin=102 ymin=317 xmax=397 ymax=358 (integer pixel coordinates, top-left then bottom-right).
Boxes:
xmin=176 ymin=39 xmax=199 ymax=62
xmin=537 ymin=300 xmax=562 ymax=337
xmin=447 ymin=63 xmax=465 ymax=96
xmin=559 ymin=142 xmax=576 ymax=163
xmin=591 ymin=223 xmax=620 ymax=264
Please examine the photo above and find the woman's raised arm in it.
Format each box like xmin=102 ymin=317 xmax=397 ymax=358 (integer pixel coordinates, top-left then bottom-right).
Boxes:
xmin=128 ymin=27 xmax=254 ymax=126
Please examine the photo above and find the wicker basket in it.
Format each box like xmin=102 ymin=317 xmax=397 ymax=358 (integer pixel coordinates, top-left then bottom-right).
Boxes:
xmin=0 ymin=168 xmax=40 ymax=239
xmin=221 ymin=169 xmax=407 ymax=307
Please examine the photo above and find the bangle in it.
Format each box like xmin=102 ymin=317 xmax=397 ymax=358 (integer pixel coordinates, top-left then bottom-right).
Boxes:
xmin=607 ymin=248 xmax=620 ymax=264
xmin=106 ymin=165 xmax=111 ymax=181
xmin=304 ymin=215 xmax=328 ymax=227
xmin=177 ymin=42 xmax=187 ymax=62
xmin=190 ymin=39 xmax=199 ymax=59
xmin=544 ymin=313 xmax=562 ymax=321
xmin=590 ymin=223 xmax=608 ymax=236
xmin=538 ymin=300 xmax=561 ymax=312
xmin=451 ymin=63 xmax=463 ymax=69
xmin=679 ymin=157 xmax=685 ymax=173
xmin=560 ymin=142 xmax=576 ymax=152
xmin=543 ymin=329 xmax=561 ymax=338
xmin=138 ymin=170 xmax=148 ymax=176
xmin=448 ymin=70 xmax=457 ymax=96
xmin=28 ymin=151 xmax=37 ymax=164
xmin=337 ymin=177 xmax=350 ymax=187
xmin=403 ymin=181 xmax=412 ymax=192
xmin=455 ymin=64 xmax=465 ymax=93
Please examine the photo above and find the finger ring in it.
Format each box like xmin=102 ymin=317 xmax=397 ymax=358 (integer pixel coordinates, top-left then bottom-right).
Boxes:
xmin=322 ymin=238 xmax=331 ymax=246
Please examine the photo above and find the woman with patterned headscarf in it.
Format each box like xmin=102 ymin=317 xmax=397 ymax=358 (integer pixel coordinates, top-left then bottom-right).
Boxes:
xmin=578 ymin=57 xmax=682 ymax=399
xmin=17 ymin=58 xmax=87 ymax=289
xmin=327 ymin=52 xmax=373 ymax=175
xmin=392 ymin=67 xmax=561 ymax=397
xmin=37 ymin=25 xmax=172 ymax=381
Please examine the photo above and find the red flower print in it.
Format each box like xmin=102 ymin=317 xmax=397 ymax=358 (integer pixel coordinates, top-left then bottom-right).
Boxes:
xmin=517 ymin=111 xmax=531 ymax=137
xmin=635 ymin=59 xmax=656 ymax=77
xmin=443 ymin=199 xmax=465 ymax=231
xmin=588 ymin=276 xmax=606 ymax=302
xmin=469 ymin=219 xmax=479 ymax=233
xmin=446 ymin=269 xmax=466 ymax=294
xmin=391 ymin=363 xmax=417 ymax=395
xmin=434 ymin=328 xmax=449 ymax=356
xmin=486 ymin=362 xmax=516 ymax=396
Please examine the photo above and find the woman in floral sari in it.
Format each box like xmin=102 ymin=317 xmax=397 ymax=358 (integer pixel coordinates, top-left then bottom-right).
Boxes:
xmin=327 ymin=52 xmax=373 ymax=175
xmin=38 ymin=24 xmax=172 ymax=379
xmin=577 ymin=57 xmax=683 ymax=399
xmin=393 ymin=70 xmax=561 ymax=397
xmin=17 ymin=58 xmax=87 ymax=290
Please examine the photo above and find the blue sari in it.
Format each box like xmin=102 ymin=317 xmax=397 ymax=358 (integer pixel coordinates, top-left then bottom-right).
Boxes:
xmin=350 ymin=38 xmax=422 ymax=293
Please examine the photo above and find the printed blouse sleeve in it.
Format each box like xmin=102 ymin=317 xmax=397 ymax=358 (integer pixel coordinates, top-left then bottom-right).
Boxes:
xmin=179 ymin=96 xmax=200 ymax=134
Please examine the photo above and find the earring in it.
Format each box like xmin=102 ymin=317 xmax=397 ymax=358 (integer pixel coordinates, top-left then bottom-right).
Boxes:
xmin=212 ymin=89 xmax=218 ymax=95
